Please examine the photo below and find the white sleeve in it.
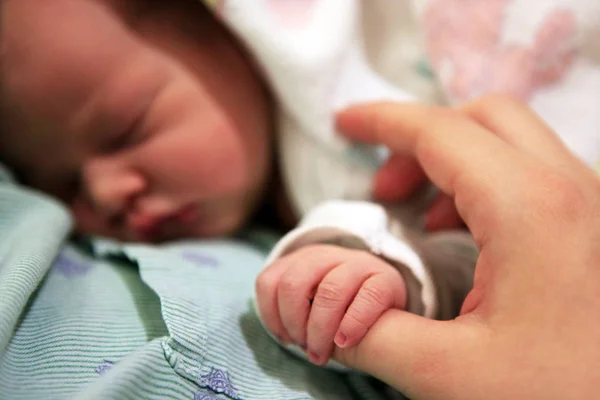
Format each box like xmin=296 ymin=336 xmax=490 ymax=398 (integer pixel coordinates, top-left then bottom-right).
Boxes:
xmin=254 ymin=200 xmax=437 ymax=371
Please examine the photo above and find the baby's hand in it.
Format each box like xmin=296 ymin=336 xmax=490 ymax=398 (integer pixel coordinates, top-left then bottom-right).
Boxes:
xmin=256 ymin=245 xmax=406 ymax=365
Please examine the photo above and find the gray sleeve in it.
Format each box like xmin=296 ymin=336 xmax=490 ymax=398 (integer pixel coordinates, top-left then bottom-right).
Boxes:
xmin=412 ymin=232 xmax=477 ymax=320
xmin=384 ymin=199 xmax=477 ymax=321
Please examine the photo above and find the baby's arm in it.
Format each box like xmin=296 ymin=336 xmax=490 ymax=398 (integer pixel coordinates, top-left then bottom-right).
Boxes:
xmin=254 ymin=200 xmax=437 ymax=368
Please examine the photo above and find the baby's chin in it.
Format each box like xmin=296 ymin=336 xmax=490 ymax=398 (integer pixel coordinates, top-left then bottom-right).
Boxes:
xmin=183 ymin=209 xmax=249 ymax=240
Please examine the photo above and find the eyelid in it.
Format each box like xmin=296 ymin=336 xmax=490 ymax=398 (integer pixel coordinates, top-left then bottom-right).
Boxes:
xmin=98 ymin=62 xmax=167 ymax=154
xmin=103 ymin=109 xmax=148 ymax=154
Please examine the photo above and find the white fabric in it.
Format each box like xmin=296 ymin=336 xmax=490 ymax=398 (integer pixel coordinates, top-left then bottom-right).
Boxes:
xmin=215 ymin=0 xmax=415 ymax=216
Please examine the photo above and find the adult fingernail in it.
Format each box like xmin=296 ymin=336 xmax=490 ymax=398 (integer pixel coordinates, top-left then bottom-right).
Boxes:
xmin=334 ymin=332 xmax=347 ymax=348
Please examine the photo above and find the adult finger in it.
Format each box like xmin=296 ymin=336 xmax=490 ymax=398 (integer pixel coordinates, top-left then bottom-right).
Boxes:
xmin=334 ymin=310 xmax=484 ymax=400
xmin=460 ymin=94 xmax=582 ymax=171
xmin=336 ymin=102 xmax=531 ymax=241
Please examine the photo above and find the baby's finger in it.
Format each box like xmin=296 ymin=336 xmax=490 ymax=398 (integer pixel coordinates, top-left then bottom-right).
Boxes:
xmin=255 ymin=259 xmax=295 ymax=343
xmin=374 ymin=154 xmax=427 ymax=201
xmin=276 ymin=246 xmax=351 ymax=347
xmin=334 ymin=272 xmax=405 ymax=349
xmin=305 ymin=256 xmax=391 ymax=365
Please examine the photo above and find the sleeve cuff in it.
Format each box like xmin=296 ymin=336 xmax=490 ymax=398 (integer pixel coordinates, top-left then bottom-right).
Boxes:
xmin=265 ymin=200 xmax=437 ymax=318
xmin=254 ymin=200 xmax=438 ymax=372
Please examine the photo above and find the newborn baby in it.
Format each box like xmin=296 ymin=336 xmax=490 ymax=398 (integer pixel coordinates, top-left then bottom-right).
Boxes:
xmin=13 ymin=0 xmax=597 ymax=370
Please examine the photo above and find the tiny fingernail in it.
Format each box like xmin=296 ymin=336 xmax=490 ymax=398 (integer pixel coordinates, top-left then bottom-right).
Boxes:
xmin=334 ymin=332 xmax=347 ymax=348
xmin=309 ymin=352 xmax=321 ymax=365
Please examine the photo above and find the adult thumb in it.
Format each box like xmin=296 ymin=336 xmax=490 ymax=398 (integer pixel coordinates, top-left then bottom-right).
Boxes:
xmin=333 ymin=309 xmax=483 ymax=400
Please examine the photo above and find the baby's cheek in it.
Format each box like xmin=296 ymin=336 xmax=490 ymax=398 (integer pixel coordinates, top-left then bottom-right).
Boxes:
xmin=140 ymin=122 xmax=249 ymax=197
xmin=187 ymin=125 xmax=248 ymax=193
xmin=190 ymin=202 xmax=249 ymax=238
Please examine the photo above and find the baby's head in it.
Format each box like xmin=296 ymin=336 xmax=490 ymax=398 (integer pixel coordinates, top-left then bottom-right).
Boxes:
xmin=1 ymin=0 xmax=273 ymax=242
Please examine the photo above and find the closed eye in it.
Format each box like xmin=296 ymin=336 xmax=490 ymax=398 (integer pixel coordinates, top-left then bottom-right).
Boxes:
xmin=102 ymin=112 xmax=147 ymax=154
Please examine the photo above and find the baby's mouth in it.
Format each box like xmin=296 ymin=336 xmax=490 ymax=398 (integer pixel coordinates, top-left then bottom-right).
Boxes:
xmin=130 ymin=204 xmax=199 ymax=242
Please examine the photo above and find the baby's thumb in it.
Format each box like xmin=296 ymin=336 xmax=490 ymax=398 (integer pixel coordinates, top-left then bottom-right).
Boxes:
xmin=333 ymin=310 xmax=481 ymax=400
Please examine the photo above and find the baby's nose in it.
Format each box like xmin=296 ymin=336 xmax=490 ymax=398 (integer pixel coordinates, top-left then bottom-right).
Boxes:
xmin=82 ymin=160 xmax=146 ymax=218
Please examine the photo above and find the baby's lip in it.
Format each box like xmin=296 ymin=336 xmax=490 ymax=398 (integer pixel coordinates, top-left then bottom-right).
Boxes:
xmin=175 ymin=205 xmax=199 ymax=224
xmin=129 ymin=204 xmax=198 ymax=242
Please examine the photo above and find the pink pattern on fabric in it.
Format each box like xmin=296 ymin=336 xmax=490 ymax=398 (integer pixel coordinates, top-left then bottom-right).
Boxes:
xmin=266 ymin=0 xmax=318 ymax=29
xmin=423 ymin=0 xmax=578 ymax=102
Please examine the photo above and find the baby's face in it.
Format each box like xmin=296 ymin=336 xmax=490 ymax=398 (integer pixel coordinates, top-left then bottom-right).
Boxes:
xmin=2 ymin=1 xmax=273 ymax=241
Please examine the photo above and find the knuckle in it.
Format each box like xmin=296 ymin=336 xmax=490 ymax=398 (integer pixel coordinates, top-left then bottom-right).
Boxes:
xmin=423 ymin=109 xmax=458 ymax=132
xmin=353 ymin=250 xmax=378 ymax=265
xmin=371 ymin=104 xmax=397 ymax=138
xmin=344 ymin=312 xmax=369 ymax=330
xmin=429 ymin=107 xmax=462 ymax=124
xmin=414 ymin=128 xmax=438 ymax=162
xmin=344 ymin=304 xmax=374 ymax=329
xmin=313 ymin=281 xmax=346 ymax=309
xmin=453 ymin=172 xmax=503 ymax=230
xmin=255 ymin=269 xmax=277 ymax=295
xmin=289 ymin=244 xmax=345 ymax=262
xmin=278 ymin=275 xmax=304 ymax=297
xmin=356 ymin=283 xmax=391 ymax=309
xmin=414 ymin=109 xmax=458 ymax=154
xmin=531 ymin=170 xmax=587 ymax=220
xmin=376 ymin=104 xmax=454 ymax=143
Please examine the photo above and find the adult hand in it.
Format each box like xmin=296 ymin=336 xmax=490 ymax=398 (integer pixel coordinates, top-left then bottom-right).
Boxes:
xmin=333 ymin=95 xmax=600 ymax=400
xmin=367 ymin=97 xmax=570 ymax=232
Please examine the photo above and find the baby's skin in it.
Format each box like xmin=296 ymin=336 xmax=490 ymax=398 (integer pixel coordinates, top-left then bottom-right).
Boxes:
xmin=2 ymin=0 xmax=273 ymax=242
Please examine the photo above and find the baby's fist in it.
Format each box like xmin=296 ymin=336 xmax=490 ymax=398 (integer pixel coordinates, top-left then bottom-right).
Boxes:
xmin=256 ymin=244 xmax=406 ymax=365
